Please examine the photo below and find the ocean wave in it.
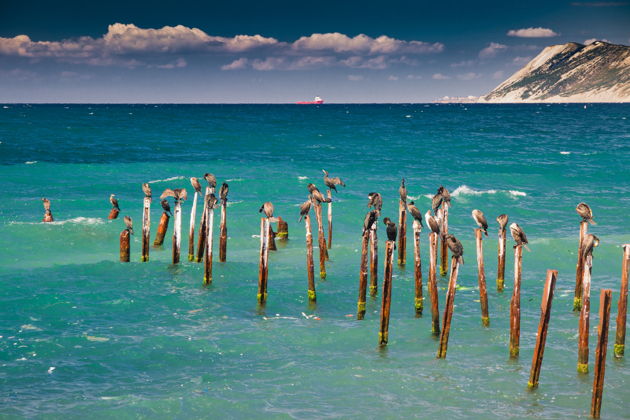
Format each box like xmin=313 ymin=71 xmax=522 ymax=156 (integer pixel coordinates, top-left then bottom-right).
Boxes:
xmin=411 ymin=185 xmax=527 ymax=200
xmin=9 ymin=217 xmax=106 ymax=226
xmin=25 ymin=161 xmax=38 ymax=164
xmin=225 ymin=178 xmax=243 ymax=182
xmin=148 ymin=176 xmax=185 ymax=184
xmin=560 ymin=151 xmax=571 ymax=155
xmin=226 ymin=200 xmax=243 ymax=207
xmin=297 ymin=176 xmax=308 ymax=180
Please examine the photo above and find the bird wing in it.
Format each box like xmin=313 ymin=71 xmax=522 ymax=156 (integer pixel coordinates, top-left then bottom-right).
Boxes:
xmin=160 ymin=189 xmax=175 ymax=199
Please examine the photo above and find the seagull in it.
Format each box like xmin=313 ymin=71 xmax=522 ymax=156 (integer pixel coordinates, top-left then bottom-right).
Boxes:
xmin=472 ymin=209 xmax=489 ymax=236
xmin=510 ymin=223 xmax=530 ymax=251
xmin=367 ymin=192 xmax=382 ymax=212
xmin=383 ymin=217 xmax=398 ymax=245
xmin=407 ymin=201 xmax=423 ymax=227
xmin=425 ymin=210 xmax=441 ymax=236
xmin=307 ymin=183 xmax=330 ymax=203
xmin=142 ymin=183 xmax=152 ymax=198
xmin=496 ymin=214 xmax=509 ymax=231
xmin=259 ymin=201 xmax=274 ymax=218
xmin=190 ymin=177 xmax=202 ymax=194
xmin=445 ymin=234 xmax=464 ymax=265
xmin=322 ymin=170 xmax=345 ymax=193
xmin=110 ymin=194 xmax=120 ymax=210
xmin=204 ymin=173 xmax=217 ymax=188
xmin=219 ymin=182 xmax=229 ymax=204
xmin=399 ymin=178 xmax=407 ymax=203
xmin=123 ymin=215 xmax=133 ymax=234
xmin=576 ymin=202 xmax=596 ymax=225
xmin=298 ymin=198 xmax=312 ymax=222
xmin=363 ymin=210 xmax=378 ymax=236
xmin=161 ymin=199 xmax=172 ymax=216
xmin=581 ymin=234 xmax=600 ymax=259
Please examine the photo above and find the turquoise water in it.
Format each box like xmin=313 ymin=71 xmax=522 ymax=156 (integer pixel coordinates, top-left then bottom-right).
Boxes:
xmin=0 ymin=103 xmax=629 ymax=419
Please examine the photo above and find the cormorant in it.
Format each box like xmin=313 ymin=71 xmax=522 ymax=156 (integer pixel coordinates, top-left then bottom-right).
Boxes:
xmin=445 ymin=234 xmax=464 ymax=265
xmin=322 ymin=170 xmax=346 ymax=193
xmin=110 ymin=194 xmax=120 ymax=210
xmin=123 ymin=215 xmax=133 ymax=234
xmin=510 ymin=223 xmax=530 ymax=251
xmin=576 ymin=202 xmax=596 ymax=225
xmin=472 ymin=209 xmax=489 ymax=236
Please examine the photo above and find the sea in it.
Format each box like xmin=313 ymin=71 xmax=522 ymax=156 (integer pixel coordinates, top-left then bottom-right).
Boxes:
xmin=0 ymin=103 xmax=629 ymax=419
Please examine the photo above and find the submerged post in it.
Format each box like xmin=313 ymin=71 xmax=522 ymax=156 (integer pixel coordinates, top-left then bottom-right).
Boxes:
xmin=591 ymin=289 xmax=612 ymax=419
xmin=257 ymin=217 xmax=269 ymax=304
xmin=439 ymin=203 xmax=450 ymax=276
xmin=358 ymin=226 xmax=370 ymax=320
xmin=574 ymin=221 xmax=588 ymax=311
xmin=413 ymin=220 xmax=423 ymax=316
xmin=327 ymin=189 xmax=333 ymax=248
xmin=41 ymin=198 xmax=54 ymax=222
xmin=277 ymin=216 xmax=288 ymax=240
xmin=496 ymin=215 xmax=508 ymax=292
xmin=203 ymin=194 xmax=217 ymax=285
xmin=141 ymin=185 xmax=151 ymax=262
xmin=437 ymin=256 xmax=460 ymax=358
xmin=153 ymin=211 xmax=170 ymax=247
xmin=476 ymin=229 xmax=490 ymax=327
xmin=304 ymin=214 xmax=316 ymax=303
xmin=428 ymin=232 xmax=440 ymax=335
xmin=510 ymin=244 xmax=523 ymax=358
xmin=379 ymin=240 xmax=395 ymax=345
xmin=615 ymin=244 xmax=630 ymax=357
xmin=314 ymin=201 xmax=327 ymax=278
xmin=120 ymin=229 xmax=130 ymax=262
xmin=398 ymin=198 xmax=407 ymax=266
xmin=578 ymin=253 xmax=594 ymax=373
xmin=528 ymin=269 xmax=558 ymax=389
xmin=369 ymin=219 xmax=379 ymax=296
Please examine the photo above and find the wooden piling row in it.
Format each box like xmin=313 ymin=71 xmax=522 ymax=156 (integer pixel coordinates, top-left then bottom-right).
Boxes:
xmin=497 ymin=226 xmax=506 ymax=292
xmin=528 ymin=269 xmax=558 ymax=388
xmin=439 ymin=203 xmax=449 ymax=277
xmin=327 ymin=190 xmax=333 ymax=248
xmin=437 ymin=256 xmax=460 ymax=358
xmin=257 ymin=218 xmax=269 ymax=303
xmin=141 ymin=196 xmax=151 ymax=262
xmin=219 ymin=197 xmax=228 ymax=262
xmin=428 ymin=232 xmax=440 ymax=335
xmin=357 ymin=229 xmax=370 ymax=320
xmin=120 ymin=229 xmax=130 ymax=262
xmin=314 ymin=202 xmax=327 ymax=278
xmin=475 ymin=229 xmax=490 ymax=327
xmin=379 ymin=241 xmax=395 ymax=345
xmin=398 ymin=199 xmax=406 ymax=266
xmin=413 ymin=220 xmax=423 ymax=316
xmin=305 ymin=214 xmax=316 ymax=303
xmin=577 ymin=254 xmax=593 ymax=373
xmin=615 ymin=244 xmax=630 ymax=357
xmin=574 ymin=221 xmax=588 ymax=311
xmin=509 ymin=244 xmax=523 ymax=358
xmin=153 ymin=212 xmax=170 ymax=247
xmin=591 ymin=289 xmax=612 ymax=419
xmin=369 ymin=221 xmax=378 ymax=296
xmin=188 ymin=189 xmax=199 ymax=261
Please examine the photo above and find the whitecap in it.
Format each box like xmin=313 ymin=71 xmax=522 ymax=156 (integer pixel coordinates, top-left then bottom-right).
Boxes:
xmin=25 ymin=161 xmax=38 ymax=164
xmin=20 ymin=324 xmax=42 ymax=332
xmin=47 ymin=366 xmax=56 ymax=374
xmin=226 ymin=200 xmax=242 ymax=207
xmin=148 ymin=176 xmax=184 ymax=184
xmin=297 ymin=176 xmax=308 ymax=180
xmin=251 ymin=234 xmax=261 ymax=238
xmin=405 ymin=115 xmax=412 ymax=118
xmin=225 ymin=178 xmax=243 ymax=182
xmin=509 ymin=190 xmax=527 ymax=197
xmin=451 ymin=185 xmax=498 ymax=197
xmin=560 ymin=151 xmax=571 ymax=155
xmin=407 ymin=194 xmax=429 ymax=201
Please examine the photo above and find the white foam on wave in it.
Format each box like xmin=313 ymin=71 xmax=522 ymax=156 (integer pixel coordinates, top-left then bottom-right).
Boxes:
xmin=509 ymin=190 xmax=527 ymax=197
xmin=560 ymin=151 xmax=571 ymax=155
xmin=226 ymin=200 xmax=242 ymax=207
xmin=225 ymin=178 xmax=243 ymax=182
xmin=10 ymin=217 xmax=106 ymax=226
xmin=297 ymin=176 xmax=308 ymax=180
xmin=25 ymin=161 xmax=38 ymax=164
xmin=451 ymin=185 xmax=498 ymax=197
xmin=148 ymin=176 xmax=184 ymax=184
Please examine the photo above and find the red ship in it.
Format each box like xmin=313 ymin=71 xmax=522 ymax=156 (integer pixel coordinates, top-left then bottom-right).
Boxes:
xmin=296 ymin=96 xmax=324 ymax=105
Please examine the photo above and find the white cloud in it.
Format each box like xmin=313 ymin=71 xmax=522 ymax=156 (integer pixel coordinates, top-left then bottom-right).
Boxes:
xmin=432 ymin=73 xmax=450 ymax=80
xmin=507 ymin=27 xmax=559 ymax=38
xmin=388 ymin=75 xmax=399 ymax=81
xmin=292 ymin=32 xmax=444 ymax=55
xmin=584 ymin=38 xmax=610 ymax=44
xmin=221 ymin=57 xmax=249 ymax=70
xmin=347 ymin=74 xmax=364 ymax=81
xmin=156 ymin=57 xmax=187 ymax=69
xmin=512 ymin=56 xmax=533 ymax=65
xmin=406 ymin=74 xmax=422 ymax=80
xmin=251 ymin=57 xmax=286 ymax=71
xmin=479 ymin=42 xmax=507 ymax=58
xmin=457 ymin=72 xmax=481 ymax=80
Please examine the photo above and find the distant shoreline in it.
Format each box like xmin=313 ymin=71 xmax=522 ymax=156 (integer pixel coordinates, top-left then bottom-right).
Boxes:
xmin=2 ymin=102 xmax=630 ymax=105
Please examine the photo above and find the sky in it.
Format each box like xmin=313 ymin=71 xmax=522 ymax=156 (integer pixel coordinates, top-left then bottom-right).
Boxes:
xmin=0 ymin=0 xmax=629 ymax=103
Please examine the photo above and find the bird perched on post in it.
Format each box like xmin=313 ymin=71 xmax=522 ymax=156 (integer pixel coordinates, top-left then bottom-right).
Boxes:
xmin=425 ymin=210 xmax=441 ymax=236
xmin=367 ymin=192 xmax=383 ymax=212
xmin=206 ymin=193 xmax=218 ymax=209
xmin=407 ymin=201 xmax=423 ymax=227
xmin=204 ymin=173 xmax=217 ymax=189
xmin=496 ymin=214 xmax=509 ymax=231
xmin=576 ymin=203 xmax=596 ymax=225
xmin=431 ymin=192 xmax=443 ymax=214
xmin=510 ymin=223 xmax=530 ymax=251
xmin=259 ymin=202 xmax=274 ymax=218
xmin=307 ymin=183 xmax=330 ymax=203
xmin=161 ymin=188 xmax=187 ymax=202
xmin=472 ymin=209 xmax=489 ymax=236
xmin=42 ymin=198 xmax=51 ymax=212
xmin=363 ymin=210 xmax=378 ymax=236
xmin=399 ymin=178 xmax=407 ymax=203
xmin=123 ymin=215 xmax=133 ymax=234
xmin=322 ymin=170 xmax=345 ymax=193
xmin=298 ymin=198 xmax=312 ymax=222
xmin=161 ymin=199 xmax=172 ymax=216
xmin=445 ymin=234 xmax=464 ymax=265
xmin=438 ymin=186 xmax=451 ymax=205
xmin=110 ymin=194 xmax=120 ymax=210
xmin=219 ymin=182 xmax=229 ymax=204
xmin=190 ymin=177 xmax=202 ymax=194
xmin=383 ymin=217 xmax=397 ymax=246
xmin=142 ymin=183 xmax=152 ymax=198
xmin=581 ymin=234 xmax=600 ymax=259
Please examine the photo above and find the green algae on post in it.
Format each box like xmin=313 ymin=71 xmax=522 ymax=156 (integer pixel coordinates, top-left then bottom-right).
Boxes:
xmin=276 ymin=216 xmax=288 ymax=240
xmin=591 ymin=289 xmax=613 ymax=419
xmin=578 ymin=253 xmax=594 ymax=373
xmin=528 ymin=269 xmax=558 ymax=389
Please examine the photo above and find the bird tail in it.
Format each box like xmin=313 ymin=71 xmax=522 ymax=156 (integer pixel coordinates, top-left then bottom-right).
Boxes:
xmin=298 ymin=215 xmax=304 ymax=222
xmin=484 ymin=229 xmax=488 ymax=237
xmin=458 ymin=255 xmax=464 ymax=265
xmin=129 ymin=227 xmax=134 ymax=235
xmin=524 ymin=244 xmax=531 ymax=252
xmin=589 ymin=218 xmax=597 ymax=225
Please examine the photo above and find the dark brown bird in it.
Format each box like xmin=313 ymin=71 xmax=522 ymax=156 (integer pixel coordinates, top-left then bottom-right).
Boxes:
xmin=206 ymin=193 xmax=218 ymax=209
xmin=496 ymin=214 xmax=509 ymax=231
xmin=399 ymin=178 xmax=407 ymax=202
xmin=425 ymin=210 xmax=440 ymax=236
xmin=110 ymin=194 xmax=120 ymax=210
xmin=383 ymin=217 xmax=397 ymax=245
xmin=363 ymin=210 xmax=378 ymax=236
xmin=472 ymin=209 xmax=489 ymax=236
xmin=576 ymin=202 xmax=596 ymax=225
xmin=581 ymin=234 xmax=600 ymax=259
xmin=259 ymin=201 xmax=274 ymax=218
xmin=445 ymin=234 xmax=464 ymax=265
xmin=204 ymin=173 xmax=217 ymax=188
xmin=510 ymin=223 xmax=530 ymax=251
xmin=41 ymin=198 xmax=51 ymax=211
xmin=407 ymin=201 xmax=423 ymax=227
xmin=431 ymin=192 xmax=443 ymax=214
xmin=322 ymin=170 xmax=345 ymax=193
xmin=161 ymin=199 xmax=172 ymax=216
xmin=438 ymin=186 xmax=451 ymax=205
xmin=219 ymin=182 xmax=229 ymax=204
xmin=123 ymin=215 xmax=133 ymax=234
xmin=142 ymin=183 xmax=152 ymax=198
xmin=367 ymin=192 xmax=382 ymax=212
xmin=298 ymin=198 xmax=311 ymax=222
xmin=307 ymin=183 xmax=330 ymax=203
xmin=190 ymin=177 xmax=202 ymax=194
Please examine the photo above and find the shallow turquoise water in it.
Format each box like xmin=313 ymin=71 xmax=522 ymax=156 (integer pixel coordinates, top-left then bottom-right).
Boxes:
xmin=0 ymin=103 xmax=629 ymax=418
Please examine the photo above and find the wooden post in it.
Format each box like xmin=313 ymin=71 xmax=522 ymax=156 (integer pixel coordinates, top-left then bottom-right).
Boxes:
xmin=437 ymin=256 xmax=460 ymax=358
xmin=379 ymin=241 xmax=395 ymax=345
xmin=398 ymin=199 xmax=407 ymax=266
xmin=42 ymin=199 xmax=54 ymax=222
xmin=172 ymin=199 xmax=183 ymax=264
xmin=257 ymin=218 xmax=269 ymax=304
xmin=428 ymin=232 xmax=440 ymax=335
xmin=497 ymin=226 xmax=506 ymax=292
xmin=528 ymin=269 xmax=558 ymax=388
xmin=188 ymin=189 xmax=199 ymax=261
xmin=305 ymin=214 xmax=316 ymax=303
xmin=591 ymin=289 xmax=612 ymax=419
xmin=615 ymin=244 xmax=630 ymax=357
xmin=369 ymin=220 xmax=379 ymax=296
xmin=314 ymin=202 xmax=327 ymax=278
xmin=327 ymin=190 xmax=332 ymax=248
xmin=108 ymin=208 xmax=120 ymax=220
xmin=195 ymin=186 xmax=211 ymax=262
xmin=578 ymin=254 xmax=593 ymax=373
xmin=413 ymin=220 xmax=423 ymax=316
xmin=153 ymin=212 xmax=170 ymax=247
xmin=203 ymin=202 xmax=215 ymax=285
xmin=439 ymin=203 xmax=449 ymax=276
xmin=509 ymin=244 xmax=523 ymax=358
xmin=476 ymin=229 xmax=490 ymax=327
xmin=357 ymin=230 xmax=370 ymax=320
xmin=268 ymin=225 xmax=277 ymax=251
xmin=574 ymin=221 xmax=588 ymax=311
xmin=141 ymin=196 xmax=151 ymax=262
xmin=219 ymin=198 xmax=227 ymax=262
xmin=120 ymin=229 xmax=130 ymax=262
xmin=276 ymin=217 xmax=288 ymax=240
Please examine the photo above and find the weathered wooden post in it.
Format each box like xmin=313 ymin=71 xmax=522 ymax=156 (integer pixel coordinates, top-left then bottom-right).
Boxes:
xmin=475 ymin=229 xmax=490 ymax=326
xmin=153 ymin=200 xmax=170 ymax=247
xmin=203 ymin=194 xmax=217 ymax=286
xmin=268 ymin=224 xmax=277 ymax=251
xmin=108 ymin=194 xmax=120 ymax=220
xmin=528 ymin=269 xmax=558 ymax=389
xmin=188 ymin=177 xmax=202 ymax=261
xmin=615 ymin=244 xmax=630 ymax=357
xmin=428 ymin=232 xmax=440 ymax=335
xmin=578 ymin=253 xmax=595 ymax=373
xmin=437 ymin=255 xmax=460 ymax=358
xmin=218 ymin=182 xmax=229 ymax=262
xmin=398 ymin=193 xmax=407 ymax=266
xmin=322 ymin=170 xmax=345 ymax=248
xmin=369 ymin=220 xmax=379 ymax=296
xmin=257 ymin=217 xmax=270 ymax=304
xmin=304 ymin=214 xmax=316 ymax=303
xmin=41 ymin=198 xmax=54 ymax=222
xmin=591 ymin=289 xmax=612 ymax=419
xmin=120 ymin=216 xmax=132 ymax=262
xmin=276 ymin=216 xmax=288 ymax=240
xmin=357 ymin=214 xmax=372 ymax=320
xmin=574 ymin=221 xmax=588 ymax=311
xmin=439 ymin=203 xmax=450 ymax=276
xmin=496 ymin=214 xmax=508 ymax=292
xmin=326 ymin=189 xmax=333 ymax=248
xmin=510 ymin=243 xmax=523 ymax=358
xmin=379 ymin=240 xmax=395 ymax=345
xmin=141 ymin=184 xmax=151 ymax=262
xmin=412 ymin=220 xmax=423 ymax=316
xmin=161 ymin=189 xmax=187 ymax=264
xmin=196 ymin=174 xmax=216 ymax=262
xmin=314 ymin=200 xmax=327 ymax=278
